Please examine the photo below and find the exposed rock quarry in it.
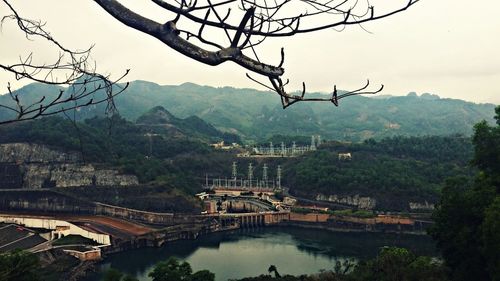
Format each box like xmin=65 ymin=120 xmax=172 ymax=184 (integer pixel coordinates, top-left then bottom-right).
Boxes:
xmin=23 ymin=164 xmax=138 ymax=188
xmin=316 ymin=194 xmax=376 ymax=210
xmin=0 ymin=143 xmax=138 ymax=189
xmin=0 ymin=143 xmax=81 ymax=163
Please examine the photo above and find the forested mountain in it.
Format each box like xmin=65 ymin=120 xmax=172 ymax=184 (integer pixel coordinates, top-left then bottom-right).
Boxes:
xmin=136 ymin=106 xmax=240 ymax=143
xmin=284 ymin=136 xmax=474 ymax=210
xmin=1 ymin=81 xmax=496 ymax=141
xmin=0 ymin=114 xmax=474 ymax=211
xmin=0 ymin=115 xmax=211 ymax=185
xmin=0 ymin=81 xmax=488 ymax=211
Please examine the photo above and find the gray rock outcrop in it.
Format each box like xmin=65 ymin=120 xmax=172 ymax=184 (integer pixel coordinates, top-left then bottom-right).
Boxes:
xmin=0 ymin=143 xmax=81 ymax=163
xmin=0 ymin=143 xmax=138 ymax=189
xmin=316 ymin=194 xmax=376 ymax=210
xmin=23 ymin=164 xmax=138 ymax=188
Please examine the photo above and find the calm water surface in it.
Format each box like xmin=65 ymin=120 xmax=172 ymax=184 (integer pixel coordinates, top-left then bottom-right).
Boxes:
xmin=85 ymin=227 xmax=437 ymax=281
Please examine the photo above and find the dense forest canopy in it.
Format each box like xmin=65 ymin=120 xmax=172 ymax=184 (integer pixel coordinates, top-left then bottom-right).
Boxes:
xmin=430 ymin=106 xmax=500 ymax=281
xmin=284 ymin=136 xmax=474 ymax=210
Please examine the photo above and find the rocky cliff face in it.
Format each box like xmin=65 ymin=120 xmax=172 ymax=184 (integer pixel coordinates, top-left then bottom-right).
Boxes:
xmin=0 ymin=143 xmax=81 ymax=163
xmin=23 ymin=164 xmax=138 ymax=188
xmin=316 ymin=194 xmax=377 ymax=210
xmin=0 ymin=143 xmax=138 ymax=189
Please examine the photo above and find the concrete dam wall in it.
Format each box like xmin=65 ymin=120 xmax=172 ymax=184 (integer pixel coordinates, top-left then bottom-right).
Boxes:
xmin=0 ymin=190 xmax=207 ymax=226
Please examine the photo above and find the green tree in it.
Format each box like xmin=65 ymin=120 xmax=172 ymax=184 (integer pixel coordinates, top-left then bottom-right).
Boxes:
xmin=351 ymin=247 xmax=447 ymax=281
xmin=268 ymin=265 xmax=281 ymax=278
xmin=0 ymin=250 xmax=40 ymax=281
xmin=149 ymin=257 xmax=214 ymax=281
xmin=482 ymin=197 xmax=500 ymax=281
xmin=430 ymin=105 xmax=500 ymax=281
xmin=472 ymin=119 xmax=500 ymax=185
xmin=122 ymin=275 xmax=139 ymax=281
xmin=149 ymin=257 xmax=192 ymax=281
xmin=189 ymin=270 xmax=215 ymax=281
xmin=102 ymin=268 xmax=124 ymax=281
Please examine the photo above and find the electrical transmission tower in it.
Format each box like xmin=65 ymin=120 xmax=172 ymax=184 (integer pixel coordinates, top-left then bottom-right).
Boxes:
xmin=263 ymin=164 xmax=268 ymax=188
xmin=232 ymin=162 xmax=237 ymax=180
xmin=277 ymin=165 xmax=282 ymax=189
xmin=310 ymin=135 xmax=316 ymax=150
xmin=248 ymin=163 xmax=253 ymax=188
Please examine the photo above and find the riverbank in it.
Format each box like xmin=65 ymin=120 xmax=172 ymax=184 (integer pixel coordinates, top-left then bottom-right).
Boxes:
xmin=83 ymin=226 xmax=438 ymax=281
xmin=0 ymin=193 xmax=434 ymax=280
xmin=1 ymin=212 xmax=433 ymax=280
xmin=281 ymin=221 xmax=428 ymax=235
xmin=82 ymin=218 xmax=433 ymax=280
xmin=286 ymin=212 xmax=432 ymax=235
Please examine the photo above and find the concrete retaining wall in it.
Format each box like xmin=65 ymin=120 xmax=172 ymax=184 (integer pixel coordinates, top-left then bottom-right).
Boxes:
xmin=0 ymin=215 xmax=111 ymax=245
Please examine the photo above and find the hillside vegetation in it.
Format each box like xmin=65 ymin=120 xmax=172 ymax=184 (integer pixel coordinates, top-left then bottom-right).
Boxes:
xmin=0 ymin=112 xmax=475 ymax=211
xmin=285 ymin=136 xmax=474 ymax=210
xmin=1 ymin=81 xmax=495 ymax=141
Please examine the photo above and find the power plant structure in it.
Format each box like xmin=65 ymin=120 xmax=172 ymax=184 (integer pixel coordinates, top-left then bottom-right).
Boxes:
xmin=246 ymin=135 xmax=322 ymax=158
xmin=204 ymin=162 xmax=283 ymax=192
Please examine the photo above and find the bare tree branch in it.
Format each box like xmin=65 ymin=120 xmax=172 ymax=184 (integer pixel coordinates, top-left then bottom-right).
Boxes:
xmin=0 ymin=0 xmax=130 ymax=125
xmin=92 ymin=0 xmax=417 ymax=108
xmin=1 ymin=0 xmax=419 ymax=121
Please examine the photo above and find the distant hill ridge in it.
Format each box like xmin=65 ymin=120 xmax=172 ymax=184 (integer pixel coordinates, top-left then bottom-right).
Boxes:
xmin=135 ymin=105 xmax=239 ymax=142
xmin=1 ymin=80 xmax=496 ymax=141
xmin=136 ymin=106 xmax=178 ymax=124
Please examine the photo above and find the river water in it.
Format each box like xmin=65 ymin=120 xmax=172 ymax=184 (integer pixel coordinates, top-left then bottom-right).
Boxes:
xmin=84 ymin=227 xmax=437 ymax=281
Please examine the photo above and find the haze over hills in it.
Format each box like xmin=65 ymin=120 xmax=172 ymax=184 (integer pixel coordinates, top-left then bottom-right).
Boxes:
xmin=0 ymin=80 xmax=496 ymax=141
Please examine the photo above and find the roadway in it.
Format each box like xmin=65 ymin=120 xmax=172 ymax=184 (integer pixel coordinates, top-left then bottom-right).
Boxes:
xmin=207 ymin=194 xmax=276 ymax=211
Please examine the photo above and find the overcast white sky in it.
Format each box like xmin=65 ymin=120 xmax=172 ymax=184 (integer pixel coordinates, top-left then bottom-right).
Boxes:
xmin=0 ymin=0 xmax=499 ymax=104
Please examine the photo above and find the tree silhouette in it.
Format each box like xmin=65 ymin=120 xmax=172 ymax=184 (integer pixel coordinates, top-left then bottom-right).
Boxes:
xmin=149 ymin=257 xmax=193 ymax=281
xmin=0 ymin=250 xmax=40 ymax=281
xmin=430 ymin=106 xmax=500 ymax=281
xmin=103 ymin=268 xmax=123 ymax=281
xmin=95 ymin=0 xmax=418 ymax=108
xmin=1 ymin=0 xmax=419 ymax=125
xmin=148 ymin=257 xmax=215 ymax=281
xmin=0 ymin=0 xmax=129 ymax=125
xmin=268 ymin=264 xmax=281 ymax=278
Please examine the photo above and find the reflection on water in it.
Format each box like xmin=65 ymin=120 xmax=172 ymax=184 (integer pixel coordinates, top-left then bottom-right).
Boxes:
xmin=85 ymin=227 xmax=437 ymax=281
